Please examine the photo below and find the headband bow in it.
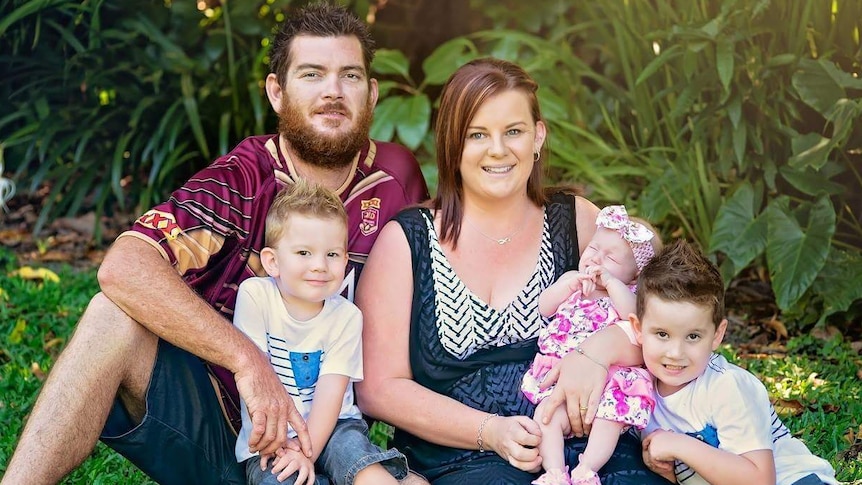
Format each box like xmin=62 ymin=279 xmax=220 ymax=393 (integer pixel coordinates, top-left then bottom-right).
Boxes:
xmin=596 ymin=205 xmax=656 ymax=272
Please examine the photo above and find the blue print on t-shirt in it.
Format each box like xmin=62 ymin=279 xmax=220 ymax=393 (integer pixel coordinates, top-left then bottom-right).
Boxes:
xmin=289 ymin=350 xmax=322 ymax=388
xmin=686 ymin=425 xmax=719 ymax=448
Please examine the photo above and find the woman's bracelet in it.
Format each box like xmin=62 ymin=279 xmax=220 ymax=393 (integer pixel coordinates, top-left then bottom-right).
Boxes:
xmin=476 ymin=413 xmax=498 ymax=453
xmin=573 ymin=345 xmax=609 ymax=372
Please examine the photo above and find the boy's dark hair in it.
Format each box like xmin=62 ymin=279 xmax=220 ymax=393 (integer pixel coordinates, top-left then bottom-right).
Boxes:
xmin=636 ymin=239 xmax=725 ymax=328
xmin=270 ymin=2 xmax=376 ymax=86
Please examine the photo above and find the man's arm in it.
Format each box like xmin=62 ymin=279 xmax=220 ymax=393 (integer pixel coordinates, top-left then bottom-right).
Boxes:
xmin=98 ymin=236 xmax=311 ymax=457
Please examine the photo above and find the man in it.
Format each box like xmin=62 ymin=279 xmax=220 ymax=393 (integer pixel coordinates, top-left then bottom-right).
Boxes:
xmin=2 ymin=4 xmax=428 ymax=484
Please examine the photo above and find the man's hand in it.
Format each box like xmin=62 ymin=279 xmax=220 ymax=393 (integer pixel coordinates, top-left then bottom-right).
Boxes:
xmin=235 ymin=352 xmax=312 ymax=457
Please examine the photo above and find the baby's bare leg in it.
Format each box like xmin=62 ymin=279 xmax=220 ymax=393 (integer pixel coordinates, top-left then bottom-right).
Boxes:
xmin=535 ymin=399 xmax=572 ymax=472
xmin=570 ymin=418 xmax=625 ymax=478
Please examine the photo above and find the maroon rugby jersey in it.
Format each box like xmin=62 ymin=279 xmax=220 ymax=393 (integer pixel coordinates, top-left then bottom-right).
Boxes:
xmin=118 ymin=134 xmax=428 ymax=429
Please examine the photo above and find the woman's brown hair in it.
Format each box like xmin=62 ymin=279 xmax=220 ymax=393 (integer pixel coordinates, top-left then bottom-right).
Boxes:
xmin=432 ymin=58 xmax=547 ymax=248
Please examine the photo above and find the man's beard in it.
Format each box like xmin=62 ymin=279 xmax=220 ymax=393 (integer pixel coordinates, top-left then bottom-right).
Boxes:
xmin=277 ymin=94 xmax=374 ymax=170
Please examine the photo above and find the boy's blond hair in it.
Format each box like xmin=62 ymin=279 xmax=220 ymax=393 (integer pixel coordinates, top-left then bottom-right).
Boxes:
xmin=265 ymin=180 xmax=347 ymax=248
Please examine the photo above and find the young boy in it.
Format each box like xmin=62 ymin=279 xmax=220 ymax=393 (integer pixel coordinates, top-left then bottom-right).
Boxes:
xmin=631 ymin=240 xmax=838 ymax=485
xmin=233 ymin=181 xmax=407 ymax=485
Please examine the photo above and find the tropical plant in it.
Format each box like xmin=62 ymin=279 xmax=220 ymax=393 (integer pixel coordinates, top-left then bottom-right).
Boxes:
xmin=441 ymin=0 xmax=862 ymax=330
xmin=0 ymin=0 xmax=292 ymax=239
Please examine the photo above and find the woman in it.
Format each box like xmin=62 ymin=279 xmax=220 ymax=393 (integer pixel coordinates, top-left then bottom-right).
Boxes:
xmin=355 ymin=58 xmax=668 ymax=484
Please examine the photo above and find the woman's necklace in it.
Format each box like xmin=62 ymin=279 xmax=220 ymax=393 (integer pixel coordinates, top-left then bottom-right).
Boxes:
xmin=464 ymin=216 xmax=526 ymax=245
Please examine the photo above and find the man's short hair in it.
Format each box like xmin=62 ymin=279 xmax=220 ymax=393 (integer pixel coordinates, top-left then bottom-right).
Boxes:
xmin=265 ymin=180 xmax=347 ymax=248
xmin=636 ymin=239 xmax=725 ymax=328
xmin=269 ymin=2 xmax=376 ymax=86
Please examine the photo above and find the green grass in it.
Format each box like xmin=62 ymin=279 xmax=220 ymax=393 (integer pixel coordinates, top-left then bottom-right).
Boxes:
xmin=1 ymin=247 xmax=860 ymax=483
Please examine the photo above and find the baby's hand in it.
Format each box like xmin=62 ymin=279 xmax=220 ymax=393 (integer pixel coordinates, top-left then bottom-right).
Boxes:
xmin=585 ymin=265 xmax=620 ymax=292
xmin=530 ymin=354 xmax=561 ymax=379
xmin=269 ymin=447 xmax=315 ymax=484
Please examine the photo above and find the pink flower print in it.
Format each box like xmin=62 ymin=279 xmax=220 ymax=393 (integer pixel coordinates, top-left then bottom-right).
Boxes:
xmin=555 ymin=316 xmax=572 ymax=336
xmin=613 ymin=388 xmax=630 ymax=416
xmin=577 ymin=299 xmax=608 ymax=330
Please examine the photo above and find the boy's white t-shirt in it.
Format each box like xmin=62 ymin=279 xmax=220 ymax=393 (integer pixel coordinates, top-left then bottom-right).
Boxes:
xmin=643 ymin=354 xmax=837 ymax=485
xmin=233 ymin=277 xmax=364 ymax=462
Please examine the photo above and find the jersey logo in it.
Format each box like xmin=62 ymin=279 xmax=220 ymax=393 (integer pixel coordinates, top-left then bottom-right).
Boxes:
xmin=359 ymin=197 xmax=381 ymax=236
xmin=137 ymin=209 xmax=181 ymax=240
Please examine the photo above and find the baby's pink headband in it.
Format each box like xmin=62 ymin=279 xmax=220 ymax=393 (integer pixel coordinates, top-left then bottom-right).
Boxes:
xmin=596 ymin=205 xmax=656 ymax=272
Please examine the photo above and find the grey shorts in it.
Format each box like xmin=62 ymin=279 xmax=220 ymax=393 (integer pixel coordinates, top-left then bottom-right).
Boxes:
xmin=245 ymin=418 xmax=408 ymax=485
xmin=100 ymin=340 xmax=246 ymax=484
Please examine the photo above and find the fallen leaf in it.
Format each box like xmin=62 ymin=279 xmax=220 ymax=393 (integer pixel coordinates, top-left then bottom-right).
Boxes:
xmin=10 ymin=266 xmax=60 ymax=283
xmin=772 ymin=398 xmax=805 ymax=416
xmin=763 ymin=315 xmax=788 ymax=339
xmin=0 ymin=228 xmax=26 ymax=246
xmin=806 ymin=372 xmax=825 ymax=387
xmin=43 ymin=337 xmax=65 ymax=351
xmin=30 ymin=362 xmax=46 ymax=381
xmin=845 ymin=427 xmax=856 ymax=444
xmin=821 ymin=403 xmax=840 ymax=413
xmin=851 ymin=341 xmax=862 ymax=354
xmin=37 ymin=250 xmax=73 ymax=262
xmin=856 ymin=368 xmax=862 ymax=381
xmin=811 ymin=325 xmax=841 ymax=342
xmin=9 ymin=319 xmax=27 ymax=344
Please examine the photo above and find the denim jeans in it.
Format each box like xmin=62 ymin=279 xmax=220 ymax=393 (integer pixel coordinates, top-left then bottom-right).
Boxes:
xmin=245 ymin=418 xmax=408 ymax=485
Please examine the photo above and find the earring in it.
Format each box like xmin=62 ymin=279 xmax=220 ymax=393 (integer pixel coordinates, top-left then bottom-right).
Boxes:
xmin=533 ymin=151 xmax=540 ymax=162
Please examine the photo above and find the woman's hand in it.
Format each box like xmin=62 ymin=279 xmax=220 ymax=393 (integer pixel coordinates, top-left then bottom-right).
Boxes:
xmin=484 ymin=415 xmax=543 ymax=472
xmin=537 ymin=350 xmax=608 ymax=437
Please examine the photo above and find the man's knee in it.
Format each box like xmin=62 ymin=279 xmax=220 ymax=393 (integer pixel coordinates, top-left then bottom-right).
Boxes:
xmin=79 ymin=292 xmax=155 ymax=346
xmin=74 ymin=292 xmax=158 ymax=401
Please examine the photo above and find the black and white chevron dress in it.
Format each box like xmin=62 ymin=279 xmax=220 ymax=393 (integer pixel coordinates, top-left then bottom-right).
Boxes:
xmin=389 ymin=193 xmax=671 ymax=485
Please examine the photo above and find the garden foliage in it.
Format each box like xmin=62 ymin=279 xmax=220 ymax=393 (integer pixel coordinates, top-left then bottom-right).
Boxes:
xmin=371 ymin=0 xmax=862 ymax=330
xmin=1 ymin=0 xmax=861 ymax=329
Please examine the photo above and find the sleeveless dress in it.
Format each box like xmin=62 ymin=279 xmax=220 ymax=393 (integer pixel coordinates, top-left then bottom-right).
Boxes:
xmin=391 ymin=194 xmax=668 ymax=485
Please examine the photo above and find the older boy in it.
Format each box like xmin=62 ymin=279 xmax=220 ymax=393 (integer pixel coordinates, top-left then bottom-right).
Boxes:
xmin=631 ymin=240 xmax=837 ymax=485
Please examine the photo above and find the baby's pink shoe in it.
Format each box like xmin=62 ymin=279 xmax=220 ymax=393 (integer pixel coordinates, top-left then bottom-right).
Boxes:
xmin=532 ymin=467 xmax=572 ymax=485
xmin=569 ymin=468 xmax=600 ymax=485
xmin=569 ymin=454 xmax=601 ymax=485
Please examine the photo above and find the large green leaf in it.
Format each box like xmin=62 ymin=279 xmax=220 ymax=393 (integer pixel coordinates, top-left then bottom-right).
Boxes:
xmin=811 ymin=247 xmax=862 ymax=325
xmin=395 ymin=94 xmax=431 ymax=151
xmin=791 ymin=58 xmax=862 ymax=116
xmin=421 ymin=37 xmax=478 ymax=87
xmin=369 ymin=96 xmax=402 ymax=142
xmin=778 ymin=164 xmax=846 ymax=197
xmin=372 ymin=48 xmax=411 ymax=81
xmin=716 ymin=39 xmax=734 ymax=93
xmin=708 ymin=181 xmax=766 ymax=276
xmin=765 ymin=196 xmax=835 ymax=310
xmin=787 ymin=132 xmax=832 ymax=170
